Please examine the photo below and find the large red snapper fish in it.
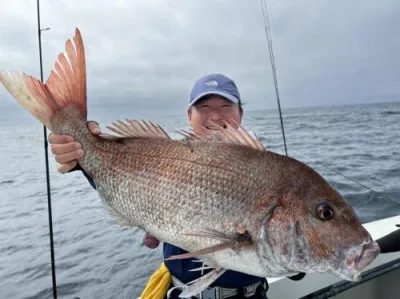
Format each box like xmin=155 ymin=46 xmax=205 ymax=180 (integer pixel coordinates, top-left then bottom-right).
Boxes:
xmin=0 ymin=28 xmax=380 ymax=298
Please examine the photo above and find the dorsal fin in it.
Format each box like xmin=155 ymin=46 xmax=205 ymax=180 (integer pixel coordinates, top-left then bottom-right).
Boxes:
xmin=177 ymin=120 xmax=266 ymax=151
xmin=103 ymin=119 xmax=171 ymax=139
xmin=101 ymin=118 xmax=266 ymax=151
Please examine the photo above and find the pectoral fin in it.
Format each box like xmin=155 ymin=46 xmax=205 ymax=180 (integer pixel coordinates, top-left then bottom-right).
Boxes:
xmin=164 ymin=229 xmax=252 ymax=261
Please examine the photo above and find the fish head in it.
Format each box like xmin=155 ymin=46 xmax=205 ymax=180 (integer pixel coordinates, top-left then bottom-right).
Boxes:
xmin=255 ymin=160 xmax=380 ymax=281
xmin=298 ymin=191 xmax=380 ymax=282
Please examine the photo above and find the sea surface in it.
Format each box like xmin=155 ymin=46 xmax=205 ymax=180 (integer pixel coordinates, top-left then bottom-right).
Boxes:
xmin=0 ymin=101 xmax=399 ymax=299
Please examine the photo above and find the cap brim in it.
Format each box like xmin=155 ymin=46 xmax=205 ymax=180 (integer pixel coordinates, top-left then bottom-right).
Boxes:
xmin=189 ymin=91 xmax=239 ymax=107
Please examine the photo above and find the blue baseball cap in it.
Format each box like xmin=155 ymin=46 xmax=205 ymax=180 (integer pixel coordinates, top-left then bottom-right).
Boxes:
xmin=188 ymin=73 xmax=241 ymax=107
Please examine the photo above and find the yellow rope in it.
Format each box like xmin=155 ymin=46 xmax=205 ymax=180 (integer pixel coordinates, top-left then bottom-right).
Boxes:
xmin=139 ymin=262 xmax=172 ymax=299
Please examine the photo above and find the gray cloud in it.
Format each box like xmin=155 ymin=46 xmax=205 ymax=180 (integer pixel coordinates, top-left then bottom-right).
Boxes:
xmin=1 ymin=0 xmax=399 ymax=115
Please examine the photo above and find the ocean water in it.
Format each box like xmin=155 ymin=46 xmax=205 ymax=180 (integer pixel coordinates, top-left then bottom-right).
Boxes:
xmin=0 ymin=101 xmax=399 ymax=298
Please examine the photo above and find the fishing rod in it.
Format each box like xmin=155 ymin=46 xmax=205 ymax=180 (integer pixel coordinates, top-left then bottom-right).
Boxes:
xmin=36 ymin=0 xmax=58 ymax=298
xmin=260 ymin=0 xmax=288 ymax=156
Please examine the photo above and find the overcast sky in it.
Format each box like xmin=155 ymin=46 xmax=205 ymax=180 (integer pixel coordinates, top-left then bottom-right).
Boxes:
xmin=0 ymin=0 xmax=399 ymax=115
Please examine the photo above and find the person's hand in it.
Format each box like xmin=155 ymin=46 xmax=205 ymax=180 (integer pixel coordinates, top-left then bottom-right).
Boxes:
xmin=48 ymin=121 xmax=101 ymax=173
xmin=143 ymin=232 xmax=160 ymax=249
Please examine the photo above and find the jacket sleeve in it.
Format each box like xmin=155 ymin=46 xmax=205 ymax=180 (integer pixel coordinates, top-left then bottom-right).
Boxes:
xmin=69 ymin=164 xmax=97 ymax=190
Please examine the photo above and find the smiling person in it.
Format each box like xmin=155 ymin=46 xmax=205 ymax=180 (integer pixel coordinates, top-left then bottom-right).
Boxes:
xmin=49 ymin=74 xmax=273 ymax=298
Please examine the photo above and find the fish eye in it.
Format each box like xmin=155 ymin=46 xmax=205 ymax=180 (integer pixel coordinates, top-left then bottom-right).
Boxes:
xmin=317 ymin=203 xmax=334 ymax=221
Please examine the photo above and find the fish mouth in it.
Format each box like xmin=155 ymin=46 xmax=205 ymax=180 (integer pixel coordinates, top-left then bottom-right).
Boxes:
xmin=354 ymin=241 xmax=381 ymax=271
xmin=335 ymin=240 xmax=381 ymax=281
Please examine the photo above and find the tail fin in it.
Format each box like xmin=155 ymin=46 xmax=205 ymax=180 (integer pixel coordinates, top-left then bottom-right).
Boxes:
xmin=0 ymin=28 xmax=87 ymax=132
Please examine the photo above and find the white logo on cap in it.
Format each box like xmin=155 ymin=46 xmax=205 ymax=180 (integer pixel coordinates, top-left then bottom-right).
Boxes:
xmin=205 ymin=80 xmax=218 ymax=87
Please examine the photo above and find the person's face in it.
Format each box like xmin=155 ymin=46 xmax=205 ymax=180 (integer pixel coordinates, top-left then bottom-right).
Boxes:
xmin=187 ymin=95 xmax=243 ymax=135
